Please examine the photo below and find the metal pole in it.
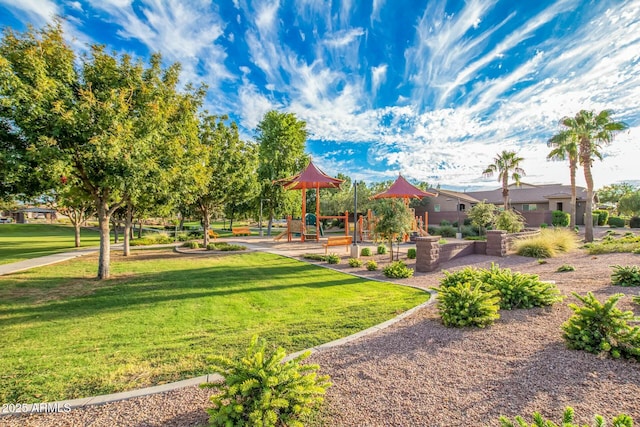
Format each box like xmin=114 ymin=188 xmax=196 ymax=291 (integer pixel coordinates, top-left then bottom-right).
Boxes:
xmin=353 ymin=180 xmax=357 ymax=245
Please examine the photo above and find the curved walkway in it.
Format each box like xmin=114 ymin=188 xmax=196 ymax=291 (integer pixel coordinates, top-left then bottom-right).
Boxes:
xmin=0 ymin=239 xmax=433 ymax=415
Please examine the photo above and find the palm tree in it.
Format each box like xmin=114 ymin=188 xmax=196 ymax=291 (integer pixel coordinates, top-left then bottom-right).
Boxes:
xmin=547 ymin=130 xmax=578 ymax=228
xmin=556 ymin=109 xmax=628 ymax=242
xmin=483 ymin=150 xmax=525 ymax=209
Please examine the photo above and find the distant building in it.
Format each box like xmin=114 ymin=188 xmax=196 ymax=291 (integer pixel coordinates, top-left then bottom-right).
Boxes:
xmin=10 ymin=207 xmax=58 ymax=223
xmin=416 ymin=183 xmax=589 ymax=227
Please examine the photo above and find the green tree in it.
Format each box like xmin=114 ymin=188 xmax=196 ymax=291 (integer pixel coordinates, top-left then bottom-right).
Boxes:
xmin=466 ymin=201 xmax=496 ymax=236
xmin=374 ymin=199 xmax=413 ymax=261
xmin=597 ymin=183 xmax=636 ymax=205
xmin=0 ymin=22 xmax=203 ymax=278
xmin=555 ymin=110 xmax=628 ymax=242
xmin=56 ymin=180 xmax=95 ymax=247
xmin=482 ymin=150 xmax=525 ymax=209
xmin=547 ymin=130 xmax=579 ymax=228
xmin=256 ymin=110 xmax=309 ymax=235
xmin=618 ymin=191 xmax=640 ymax=216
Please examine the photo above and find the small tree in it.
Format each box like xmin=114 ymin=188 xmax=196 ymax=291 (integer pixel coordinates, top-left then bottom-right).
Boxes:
xmin=494 ymin=209 xmax=525 ymax=233
xmin=618 ymin=191 xmax=640 ymax=216
xmin=466 ymin=201 xmax=496 ymax=236
xmin=374 ymin=199 xmax=413 ymax=261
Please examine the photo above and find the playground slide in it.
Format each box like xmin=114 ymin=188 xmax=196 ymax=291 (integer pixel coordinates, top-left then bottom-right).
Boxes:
xmin=273 ymin=229 xmax=287 ymax=241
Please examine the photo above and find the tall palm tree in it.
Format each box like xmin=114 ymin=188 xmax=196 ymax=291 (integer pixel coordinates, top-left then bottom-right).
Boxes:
xmin=557 ymin=109 xmax=628 ymax=242
xmin=483 ymin=150 xmax=525 ymax=209
xmin=547 ymin=130 xmax=578 ymax=228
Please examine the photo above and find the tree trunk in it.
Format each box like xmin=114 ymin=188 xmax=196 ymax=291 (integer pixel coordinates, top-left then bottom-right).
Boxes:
xmin=74 ymin=222 xmax=81 ymax=248
xmin=502 ymin=175 xmax=509 ymax=209
xmin=123 ymin=204 xmax=133 ymax=256
xmin=97 ymin=202 xmax=111 ymax=280
xmin=569 ymin=160 xmax=577 ymax=229
xmin=203 ymin=208 xmax=210 ymax=247
xmin=179 ymin=216 xmax=185 ymax=231
xmin=582 ymin=143 xmax=595 ymax=242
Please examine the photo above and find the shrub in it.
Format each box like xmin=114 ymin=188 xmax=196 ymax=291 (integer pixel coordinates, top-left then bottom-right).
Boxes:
xmin=539 ymin=223 xmax=548 ymax=229
xmin=433 ymin=282 xmax=500 ymax=328
xmin=214 ymin=243 xmax=247 ymax=251
xmin=302 ymin=253 xmax=326 ymax=261
xmin=439 ymin=266 xmax=482 ymax=289
xmin=348 ymin=258 xmax=363 ymax=267
xmin=407 ymin=248 xmax=417 ymax=259
xmin=439 ymin=220 xmax=451 ymax=226
xmin=479 ymin=263 xmax=564 ymax=310
xmin=176 ymin=232 xmax=190 ymax=242
xmin=326 ymin=253 xmax=340 ymax=264
xmin=551 ymin=210 xmax=570 ymax=227
xmin=499 ymin=406 xmax=633 ymax=427
xmin=185 ymin=241 xmax=200 ymax=249
xmin=461 ymin=225 xmax=478 ymax=237
xmin=630 ymin=216 xmax=640 ymax=228
xmin=494 ymin=209 xmax=525 ymax=233
xmin=438 ymin=225 xmax=456 ymax=238
xmin=377 ymin=244 xmax=387 ymax=255
xmin=556 ymin=264 xmax=575 ymax=272
xmin=360 ymin=247 xmax=372 ymax=256
xmin=382 ymin=261 xmax=414 ymax=278
xmin=537 ymin=259 xmax=548 ymax=265
xmin=593 ymin=209 xmax=609 ymax=226
xmin=611 ymin=265 xmax=640 ymax=286
xmin=438 ymin=238 xmax=448 ymax=245
xmin=427 ymin=226 xmax=438 ymax=235
xmin=201 ymin=336 xmax=331 ymax=427
xmin=514 ymin=228 xmax=577 ymax=258
xmin=562 ymin=292 xmax=640 ymax=360
xmin=130 ymin=233 xmax=174 ymax=246
xmin=366 ymin=260 xmax=378 ymax=271
xmin=608 ymin=216 xmax=625 ymax=228
xmin=464 ymin=235 xmax=486 ymax=241
xmin=585 ymin=234 xmax=640 ymax=254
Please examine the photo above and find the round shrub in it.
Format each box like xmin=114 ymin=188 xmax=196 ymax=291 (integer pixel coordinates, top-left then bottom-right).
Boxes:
xmin=377 ymin=244 xmax=387 ymax=255
xmin=630 ymin=216 xmax=640 ymax=229
xmin=184 ymin=241 xmax=200 ymax=249
xmin=326 ymin=253 xmax=340 ymax=264
xmin=348 ymin=258 xmax=363 ymax=267
xmin=516 ymin=244 xmax=554 ymax=258
xmin=382 ymin=261 xmax=414 ymax=278
xmin=433 ymin=282 xmax=500 ymax=328
xmin=366 ymin=260 xmax=378 ymax=271
xmin=206 ymin=243 xmax=218 ymax=250
xmin=593 ymin=209 xmax=609 ymax=226
xmin=540 ymin=223 xmax=548 ymax=229
xmin=608 ymin=216 xmax=625 ymax=228
xmin=552 ymin=210 xmax=570 ymax=227
xmin=407 ymin=248 xmax=417 ymax=259
xmin=439 ymin=220 xmax=451 ymax=226
xmin=360 ymin=247 xmax=372 ymax=256
xmin=611 ymin=265 xmax=640 ymax=286
xmin=438 ymin=225 xmax=456 ymax=238
xmin=439 ymin=267 xmax=482 ymax=289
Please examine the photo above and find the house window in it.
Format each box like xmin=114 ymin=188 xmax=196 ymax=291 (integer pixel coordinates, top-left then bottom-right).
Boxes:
xmin=522 ymin=204 xmax=537 ymax=212
xmin=459 ymin=203 xmax=466 ymax=211
xmin=434 ymin=204 xmax=441 ymax=212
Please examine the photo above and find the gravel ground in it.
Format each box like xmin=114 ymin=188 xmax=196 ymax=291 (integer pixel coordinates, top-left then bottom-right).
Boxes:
xmin=3 ymin=233 xmax=640 ymax=426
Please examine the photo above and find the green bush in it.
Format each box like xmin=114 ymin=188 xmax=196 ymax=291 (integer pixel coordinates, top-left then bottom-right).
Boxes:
xmin=184 ymin=240 xmax=201 ymax=249
xmin=499 ymin=406 xmax=633 ymax=427
xmin=377 ymin=244 xmax=387 ymax=255
xmin=176 ymin=232 xmax=190 ymax=242
xmin=562 ymin=292 xmax=640 ymax=360
xmin=348 ymin=258 xmax=363 ymax=267
xmin=551 ymin=210 xmax=570 ymax=227
xmin=365 ymin=260 xmax=378 ymax=271
xmin=326 ymin=253 xmax=340 ymax=264
xmin=433 ymin=282 xmax=500 ymax=328
xmin=461 ymin=225 xmax=478 ymax=237
xmin=439 ymin=220 xmax=451 ymax=226
xmin=539 ymin=223 xmax=548 ymax=229
xmin=611 ymin=265 xmax=640 ymax=286
xmin=438 ymin=225 xmax=456 ymax=238
xmin=556 ymin=264 xmax=575 ymax=272
xmin=608 ymin=216 xmax=626 ymax=228
xmin=382 ymin=261 xmax=414 ymax=278
xmin=593 ymin=209 xmax=609 ymax=226
xmin=514 ymin=228 xmax=577 ymax=258
xmin=584 ymin=234 xmax=640 ymax=254
xmin=209 ymin=243 xmax=247 ymax=251
xmin=494 ymin=209 xmax=525 ymax=233
xmin=516 ymin=244 xmax=554 ymax=258
xmin=201 ymin=336 xmax=331 ymax=427
xmin=479 ymin=264 xmax=563 ymax=310
xmin=302 ymin=253 xmax=327 ymax=261
xmin=427 ymin=226 xmax=438 ymax=235
xmin=630 ymin=216 xmax=640 ymax=228
xmin=130 ymin=233 xmax=174 ymax=246
xmin=360 ymin=247 xmax=372 ymax=256
xmin=407 ymin=248 xmax=416 ymax=259
xmin=439 ymin=267 xmax=482 ymax=289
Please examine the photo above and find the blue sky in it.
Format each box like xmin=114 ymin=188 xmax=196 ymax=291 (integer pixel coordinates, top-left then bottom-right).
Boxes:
xmin=1 ymin=0 xmax=639 ymax=191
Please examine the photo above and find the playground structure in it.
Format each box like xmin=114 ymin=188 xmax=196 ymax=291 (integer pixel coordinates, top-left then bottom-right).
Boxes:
xmin=273 ymin=212 xmax=350 ymax=242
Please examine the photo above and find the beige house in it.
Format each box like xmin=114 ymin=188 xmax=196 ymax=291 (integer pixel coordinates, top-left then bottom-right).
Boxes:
xmin=417 ymin=183 xmax=589 ymax=227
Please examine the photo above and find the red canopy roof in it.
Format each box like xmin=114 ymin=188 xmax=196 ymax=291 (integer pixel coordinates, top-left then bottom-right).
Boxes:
xmin=372 ymin=175 xmax=437 ymax=199
xmin=275 ymin=161 xmax=344 ymax=190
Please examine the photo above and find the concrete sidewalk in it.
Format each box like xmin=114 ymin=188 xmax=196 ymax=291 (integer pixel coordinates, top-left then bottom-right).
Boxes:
xmin=0 ymin=248 xmax=101 ymax=276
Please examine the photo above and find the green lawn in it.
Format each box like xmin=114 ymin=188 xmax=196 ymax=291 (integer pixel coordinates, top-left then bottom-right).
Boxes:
xmin=0 ymin=250 xmax=429 ymax=403
xmin=0 ymin=224 xmax=108 ymax=265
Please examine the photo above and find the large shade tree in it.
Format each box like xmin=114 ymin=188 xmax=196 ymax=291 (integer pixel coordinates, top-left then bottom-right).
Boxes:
xmin=0 ymin=22 xmax=204 ymax=278
xmin=554 ymin=110 xmax=628 ymax=242
xmin=547 ymin=130 xmax=579 ymax=228
xmin=482 ymin=150 xmax=525 ymax=210
xmin=256 ymin=110 xmax=309 ymax=235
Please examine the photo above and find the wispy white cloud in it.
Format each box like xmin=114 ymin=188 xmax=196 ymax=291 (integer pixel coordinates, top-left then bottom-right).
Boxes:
xmin=371 ymin=64 xmax=387 ymax=98
xmin=323 ymin=27 xmax=364 ymax=48
xmin=0 ymin=0 xmax=60 ymax=26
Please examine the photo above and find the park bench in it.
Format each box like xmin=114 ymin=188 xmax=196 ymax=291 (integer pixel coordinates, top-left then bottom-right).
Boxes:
xmin=207 ymin=229 xmax=219 ymax=239
xmin=232 ymin=226 xmax=251 ymax=236
xmin=322 ymin=235 xmax=353 ymax=254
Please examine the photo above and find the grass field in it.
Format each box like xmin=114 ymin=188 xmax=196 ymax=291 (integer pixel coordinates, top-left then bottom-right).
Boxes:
xmin=0 ymin=250 xmax=429 ymax=403
xmin=0 ymin=224 xmax=108 ymax=265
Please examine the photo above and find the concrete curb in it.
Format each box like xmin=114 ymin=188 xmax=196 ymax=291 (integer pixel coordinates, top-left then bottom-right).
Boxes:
xmin=1 ymin=240 xmax=434 ymax=415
